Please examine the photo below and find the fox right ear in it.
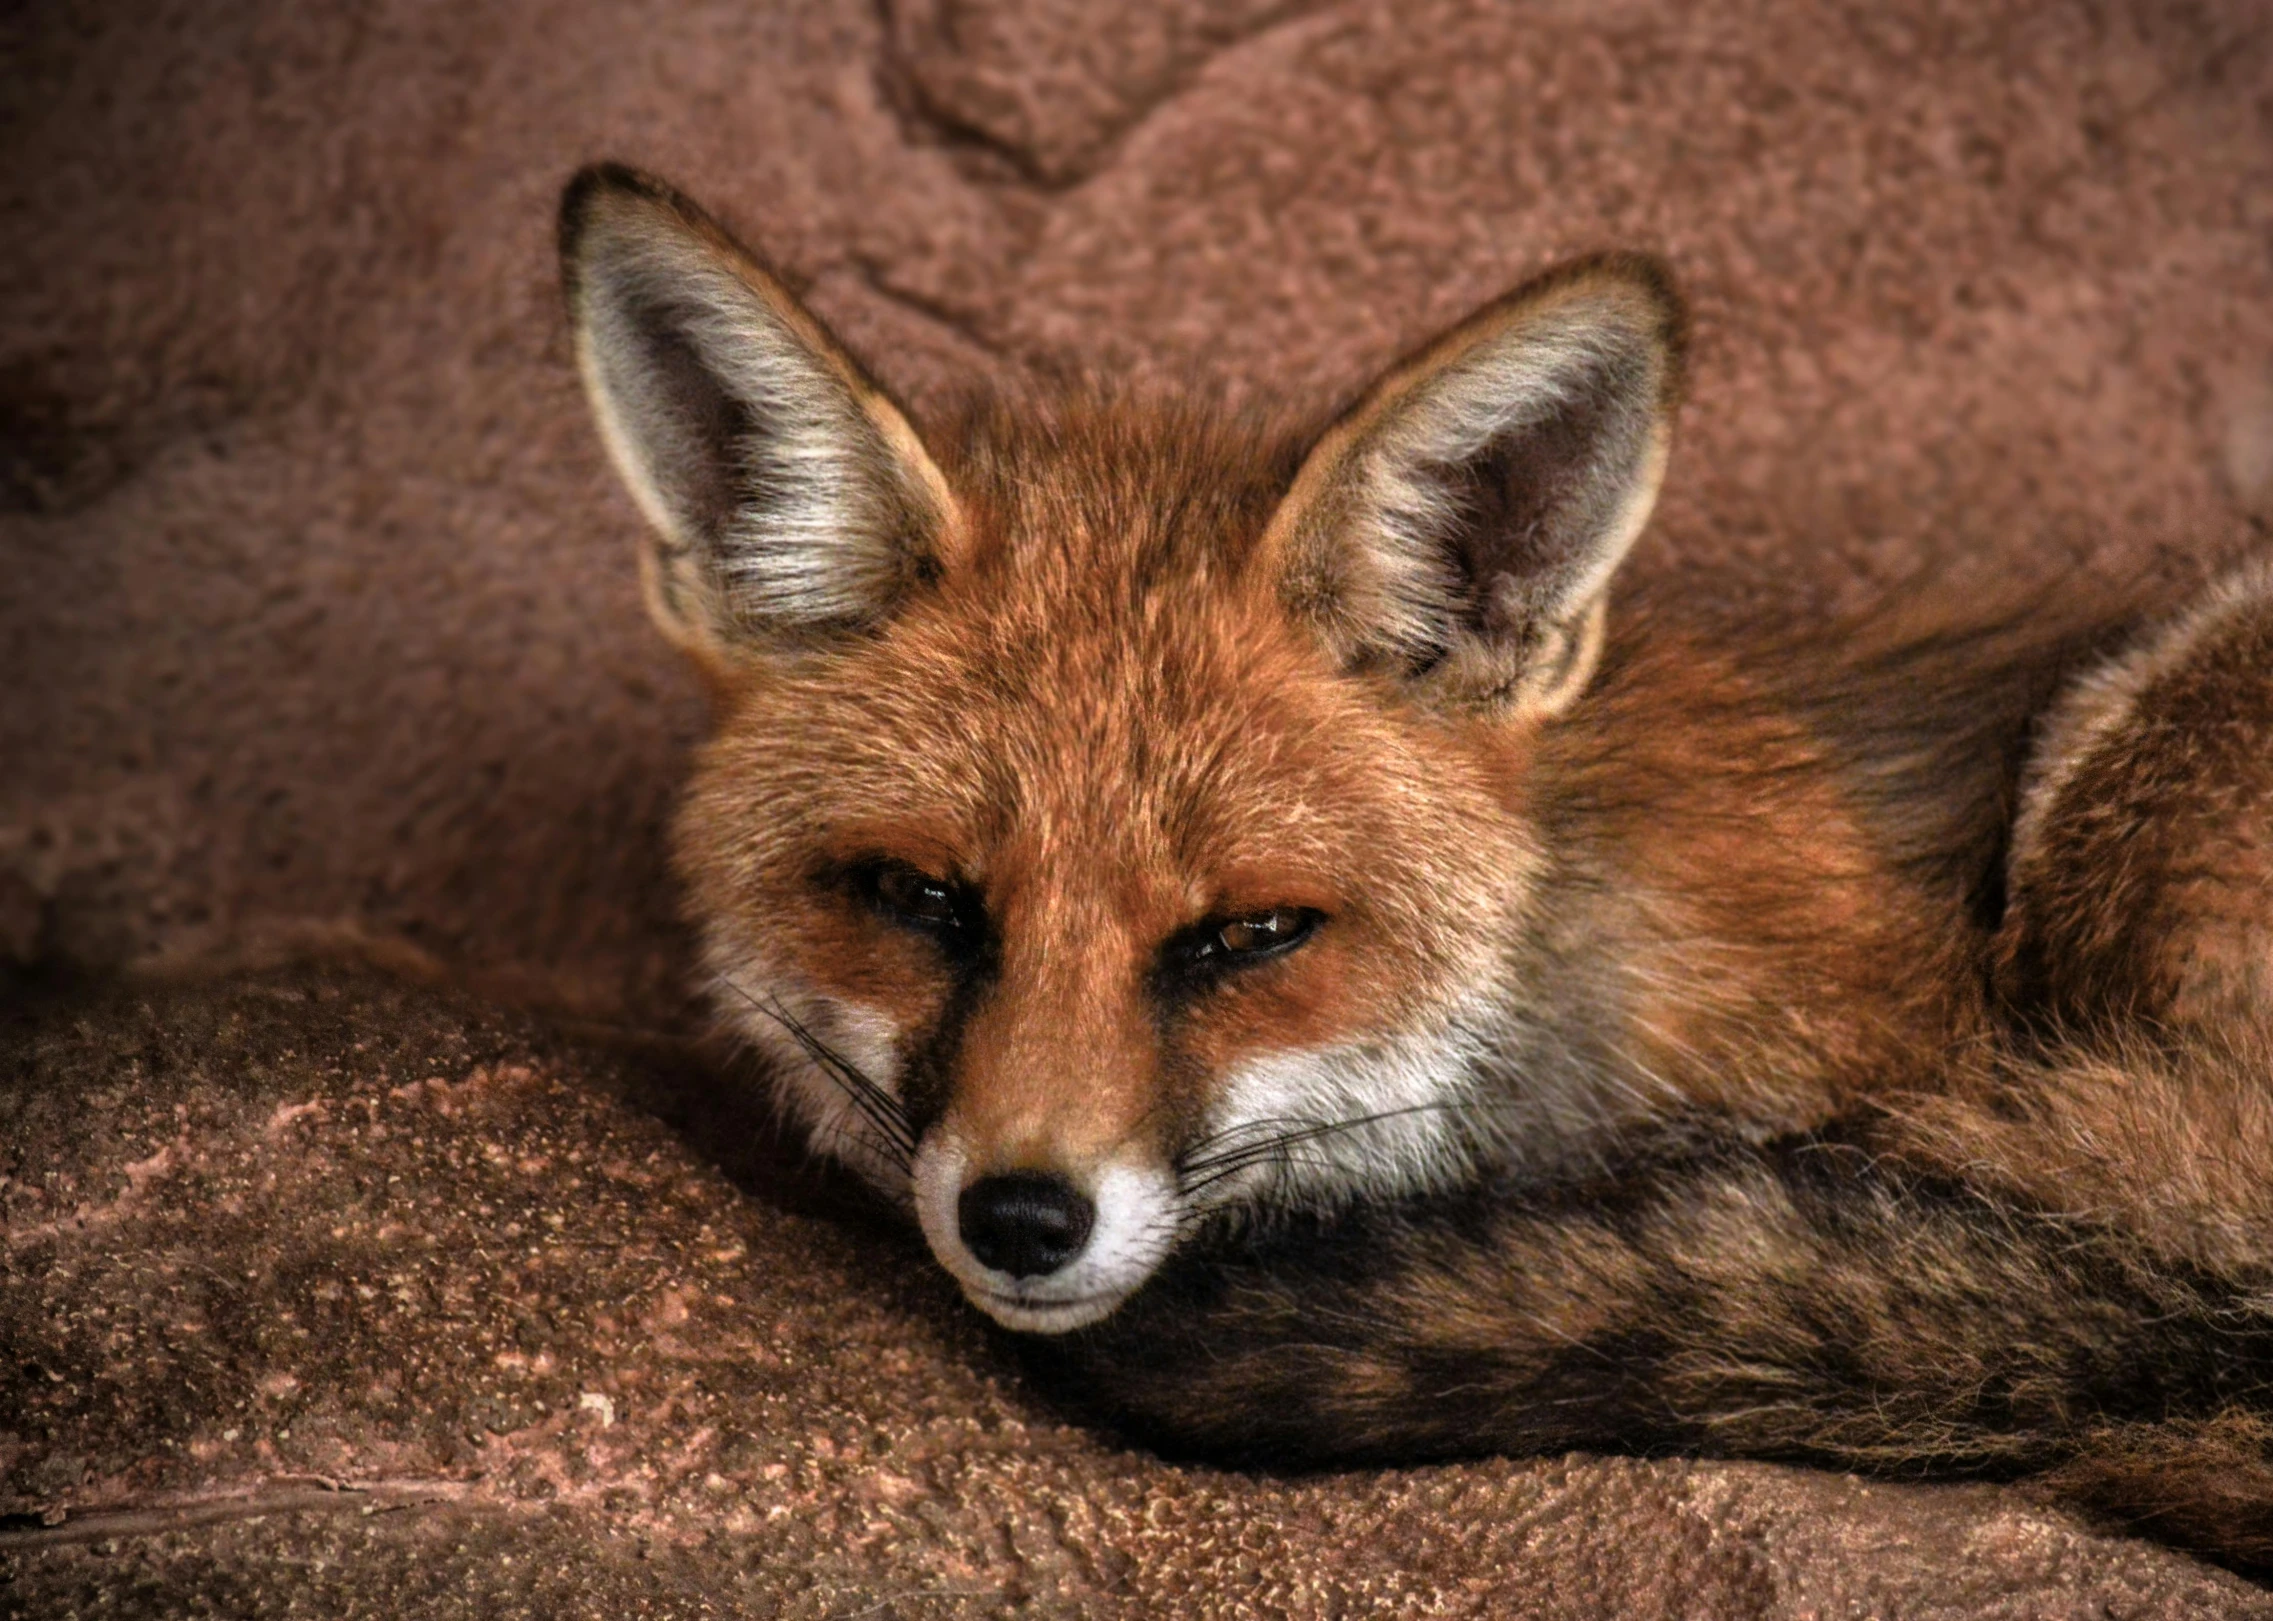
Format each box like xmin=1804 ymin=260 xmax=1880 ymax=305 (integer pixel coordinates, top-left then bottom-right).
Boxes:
xmin=1263 ymin=256 xmax=1685 ymax=716
xmin=559 ymin=165 xmax=960 ymax=665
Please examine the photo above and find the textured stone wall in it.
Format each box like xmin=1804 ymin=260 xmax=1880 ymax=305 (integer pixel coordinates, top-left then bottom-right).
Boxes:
xmin=5 ymin=0 xmax=2269 ymax=1020
xmin=6 ymin=4 xmax=2273 ymax=1608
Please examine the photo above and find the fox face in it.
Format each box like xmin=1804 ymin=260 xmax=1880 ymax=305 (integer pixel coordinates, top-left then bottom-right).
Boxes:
xmin=560 ymin=166 xmax=1682 ymax=1330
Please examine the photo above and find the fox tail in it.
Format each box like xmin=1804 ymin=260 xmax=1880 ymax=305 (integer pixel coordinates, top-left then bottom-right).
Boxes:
xmin=1028 ymin=1032 xmax=2273 ymax=1573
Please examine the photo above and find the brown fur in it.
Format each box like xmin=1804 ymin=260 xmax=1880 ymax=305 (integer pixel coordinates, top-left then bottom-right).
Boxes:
xmin=677 ymin=393 xmax=2005 ymax=1169
xmin=1998 ymin=563 xmax=2273 ymax=1040
xmin=1039 ymin=578 xmax=2273 ymax=1575
xmin=560 ymin=165 xmax=2273 ymax=1574
xmin=1033 ymin=1034 xmax=2273 ymax=1571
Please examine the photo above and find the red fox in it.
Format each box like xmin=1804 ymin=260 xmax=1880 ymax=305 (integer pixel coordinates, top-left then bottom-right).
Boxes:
xmin=559 ymin=165 xmax=2273 ymax=1569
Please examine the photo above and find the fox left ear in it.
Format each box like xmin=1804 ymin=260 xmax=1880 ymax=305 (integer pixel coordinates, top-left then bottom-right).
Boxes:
xmin=559 ymin=164 xmax=961 ymax=668
xmin=1264 ymin=256 xmax=1685 ymax=715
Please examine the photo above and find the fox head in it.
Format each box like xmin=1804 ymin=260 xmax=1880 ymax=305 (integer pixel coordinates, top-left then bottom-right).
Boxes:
xmin=560 ymin=165 xmax=1683 ymax=1331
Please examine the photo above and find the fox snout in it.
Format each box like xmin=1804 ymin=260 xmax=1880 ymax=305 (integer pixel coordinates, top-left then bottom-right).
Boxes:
xmin=912 ymin=1124 xmax=1182 ymax=1332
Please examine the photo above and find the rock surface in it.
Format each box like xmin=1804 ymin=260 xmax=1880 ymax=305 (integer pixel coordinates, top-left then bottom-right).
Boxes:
xmin=3 ymin=0 xmax=2269 ymax=1013
xmin=5 ymin=0 xmax=2273 ymax=1610
xmin=5 ymin=968 xmax=2268 ymax=1617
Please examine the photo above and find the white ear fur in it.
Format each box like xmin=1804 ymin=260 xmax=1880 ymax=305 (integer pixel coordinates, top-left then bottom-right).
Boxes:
xmin=1267 ymin=256 xmax=1685 ymax=715
xmin=559 ymin=165 xmax=959 ymax=663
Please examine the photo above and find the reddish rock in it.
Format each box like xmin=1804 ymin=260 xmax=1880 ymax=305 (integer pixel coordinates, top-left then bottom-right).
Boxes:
xmin=4 ymin=969 xmax=2267 ymax=1614
xmin=4 ymin=0 xmax=2271 ymax=1609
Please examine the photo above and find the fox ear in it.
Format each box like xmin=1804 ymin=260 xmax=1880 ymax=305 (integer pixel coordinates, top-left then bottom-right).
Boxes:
xmin=1265 ymin=256 xmax=1684 ymax=715
xmin=559 ymin=164 xmax=960 ymax=664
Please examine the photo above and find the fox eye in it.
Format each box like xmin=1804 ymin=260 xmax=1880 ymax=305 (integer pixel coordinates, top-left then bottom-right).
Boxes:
xmin=1213 ymin=910 xmax=1313 ymax=957
xmin=866 ymin=862 xmax=965 ymax=930
xmin=1166 ymin=907 xmax=1322 ymax=983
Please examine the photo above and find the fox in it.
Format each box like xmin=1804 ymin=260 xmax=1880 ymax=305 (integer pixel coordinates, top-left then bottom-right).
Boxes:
xmin=557 ymin=164 xmax=2273 ymax=1570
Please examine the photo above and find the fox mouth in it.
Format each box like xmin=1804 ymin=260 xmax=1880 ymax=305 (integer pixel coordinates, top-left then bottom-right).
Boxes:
xmin=965 ymin=1281 xmax=1137 ymax=1334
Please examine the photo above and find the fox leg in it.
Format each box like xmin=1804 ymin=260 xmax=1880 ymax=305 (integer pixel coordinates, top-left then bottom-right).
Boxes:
xmin=1996 ymin=562 xmax=2273 ymax=1041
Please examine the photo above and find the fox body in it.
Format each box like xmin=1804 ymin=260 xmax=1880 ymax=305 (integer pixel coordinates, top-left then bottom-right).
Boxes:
xmin=561 ymin=166 xmax=2273 ymax=1567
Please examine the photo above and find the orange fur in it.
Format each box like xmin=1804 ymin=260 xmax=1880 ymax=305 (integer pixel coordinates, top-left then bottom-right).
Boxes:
xmin=562 ymin=164 xmax=2273 ymax=1570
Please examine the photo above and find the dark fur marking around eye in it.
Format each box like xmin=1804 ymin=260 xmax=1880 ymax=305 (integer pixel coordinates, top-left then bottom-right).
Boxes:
xmin=832 ymin=857 xmax=996 ymax=974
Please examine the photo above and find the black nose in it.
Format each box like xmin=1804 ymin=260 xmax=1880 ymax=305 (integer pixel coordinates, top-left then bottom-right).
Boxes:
xmin=957 ymin=1172 xmax=1095 ymax=1279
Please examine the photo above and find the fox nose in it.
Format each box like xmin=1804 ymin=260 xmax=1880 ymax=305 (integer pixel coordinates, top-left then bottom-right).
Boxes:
xmin=957 ymin=1172 xmax=1095 ymax=1278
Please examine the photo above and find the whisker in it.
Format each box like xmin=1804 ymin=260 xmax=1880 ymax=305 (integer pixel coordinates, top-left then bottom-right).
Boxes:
xmin=1178 ymin=1133 xmax=1372 ymax=1200
xmin=775 ymin=1017 xmax=918 ymax=1165
xmin=1175 ymin=1099 xmax=1479 ymax=1198
xmin=1177 ymin=1114 xmax=1364 ymax=1178
xmin=759 ymin=1000 xmax=909 ymax=1133
xmin=715 ymin=976 xmax=916 ymax=1167
xmin=1179 ymin=1101 xmax=1474 ymax=1176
